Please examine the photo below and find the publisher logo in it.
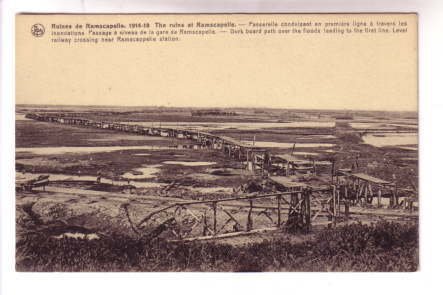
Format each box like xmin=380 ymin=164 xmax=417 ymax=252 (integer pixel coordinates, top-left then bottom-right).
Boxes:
xmin=31 ymin=24 xmax=45 ymax=37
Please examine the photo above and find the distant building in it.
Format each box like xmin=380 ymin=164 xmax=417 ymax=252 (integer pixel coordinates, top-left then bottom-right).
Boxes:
xmin=191 ymin=109 xmax=238 ymax=117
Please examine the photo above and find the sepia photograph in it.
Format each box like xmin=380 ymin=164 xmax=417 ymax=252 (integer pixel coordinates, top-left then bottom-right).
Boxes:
xmin=15 ymin=13 xmax=418 ymax=272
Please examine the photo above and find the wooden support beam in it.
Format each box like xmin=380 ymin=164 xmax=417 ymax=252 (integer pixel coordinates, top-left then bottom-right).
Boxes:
xmin=305 ymin=189 xmax=311 ymax=233
xmin=364 ymin=184 xmax=368 ymax=204
xmin=337 ymin=189 xmax=340 ymax=217
xmin=247 ymin=200 xmax=253 ymax=231
xmin=213 ymin=202 xmax=217 ymax=235
xmin=332 ymin=185 xmax=337 ymax=220
xmin=377 ymin=188 xmax=382 ymax=207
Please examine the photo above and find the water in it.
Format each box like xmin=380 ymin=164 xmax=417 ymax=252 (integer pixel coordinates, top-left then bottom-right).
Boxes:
xmin=121 ymin=165 xmax=162 ymax=179
xmin=349 ymin=122 xmax=396 ymax=130
xmin=187 ymin=186 xmax=233 ymax=194
xmin=296 ymin=135 xmax=336 ymax=139
xmin=53 ymin=232 xmax=100 ymax=240
xmin=398 ymin=146 xmax=418 ymax=151
xmin=291 ymin=152 xmax=319 ymax=156
xmin=16 ymin=171 xmax=166 ymax=188
xmin=16 ymin=114 xmax=31 ymax=121
xmin=387 ymin=123 xmax=418 ymax=129
xmin=242 ymin=141 xmax=336 ymax=149
xmin=163 ymin=161 xmax=217 ymax=166
xmin=350 ymin=122 xmax=417 ymax=130
xmin=362 ymin=133 xmax=418 ymax=148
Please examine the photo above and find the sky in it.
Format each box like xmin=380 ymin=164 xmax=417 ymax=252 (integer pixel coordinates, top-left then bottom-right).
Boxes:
xmin=16 ymin=14 xmax=417 ymax=111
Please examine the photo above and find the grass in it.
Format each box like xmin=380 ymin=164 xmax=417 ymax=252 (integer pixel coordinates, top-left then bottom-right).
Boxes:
xmin=16 ymin=221 xmax=418 ymax=272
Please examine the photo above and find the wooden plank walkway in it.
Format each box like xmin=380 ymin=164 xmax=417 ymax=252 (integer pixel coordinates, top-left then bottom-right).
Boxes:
xmin=350 ymin=173 xmax=391 ymax=185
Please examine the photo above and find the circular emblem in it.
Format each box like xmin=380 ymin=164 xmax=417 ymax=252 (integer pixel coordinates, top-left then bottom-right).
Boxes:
xmin=31 ymin=24 xmax=45 ymax=37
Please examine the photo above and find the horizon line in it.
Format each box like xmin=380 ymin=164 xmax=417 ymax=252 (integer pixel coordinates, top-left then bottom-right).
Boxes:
xmin=15 ymin=103 xmax=417 ymax=113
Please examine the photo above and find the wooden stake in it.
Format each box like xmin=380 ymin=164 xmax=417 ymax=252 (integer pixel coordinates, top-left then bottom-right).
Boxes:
xmin=364 ymin=184 xmax=368 ymax=204
xmin=377 ymin=188 xmax=382 ymax=207
xmin=332 ymin=185 xmax=337 ymax=220
xmin=305 ymin=189 xmax=311 ymax=233
xmin=213 ymin=202 xmax=217 ymax=235
xmin=277 ymin=195 xmax=281 ymax=227
xmin=337 ymin=189 xmax=340 ymax=217
xmin=247 ymin=200 xmax=253 ymax=231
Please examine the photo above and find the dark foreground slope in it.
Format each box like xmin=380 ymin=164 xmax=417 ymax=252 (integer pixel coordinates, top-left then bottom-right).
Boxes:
xmin=17 ymin=221 xmax=418 ymax=272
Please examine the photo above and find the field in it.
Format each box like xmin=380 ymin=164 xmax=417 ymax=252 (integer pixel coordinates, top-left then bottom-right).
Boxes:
xmin=15 ymin=105 xmax=419 ymax=271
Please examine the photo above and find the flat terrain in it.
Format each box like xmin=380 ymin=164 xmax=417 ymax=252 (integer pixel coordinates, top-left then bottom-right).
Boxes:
xmin=15 ymin=105 xmax=419 ymax=271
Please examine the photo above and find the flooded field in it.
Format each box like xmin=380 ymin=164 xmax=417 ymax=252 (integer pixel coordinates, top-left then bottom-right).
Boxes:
xmin=242 ymin=141 xmax=336 ymax=149
xmin=362 ymin=133 xmax=418 ymax=148
xmin=15 ymin=106 xmax=418 ymax=272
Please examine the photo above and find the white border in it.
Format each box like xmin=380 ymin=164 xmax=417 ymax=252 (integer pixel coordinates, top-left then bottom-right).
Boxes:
xmin=2 ymin=1 xmax=443 ymax=295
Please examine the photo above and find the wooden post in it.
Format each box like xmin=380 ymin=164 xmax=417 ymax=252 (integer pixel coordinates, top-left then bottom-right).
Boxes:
xmin=377 ymin=188 xmax=382 ymax=207
xmin=332 ymin=185 xmax=337 ymax=221
xmin=202 ymin=210 xmax=208 ymax=236
xmin=331 ymin=159 xmax=335 ymax=184
xmin=213 ymin=202 xmax=217 ymax=235
xmin=337 ymin=189 xmax=340 ymax=217
xmin=357 ymin=182 xmax=363 ymax=204
xmin=390 ymin=189 xmax=394 ymax=207
xmin=277 ymin=195 xmax=281 ymax=227
xmin=305 ymin=189 xmax=311 ymax=233
xmin=246 ymin=150 xmax=250 ymax=170
xmin=247 ymin=200 xmax=253 ymax=231
xmin=286 ymin=160 xmax=290 ymax=176
xmin=364 ymin=183 xmax=368 ymax=204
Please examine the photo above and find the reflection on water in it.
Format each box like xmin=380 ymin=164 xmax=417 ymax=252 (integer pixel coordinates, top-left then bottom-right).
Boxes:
xmin=242 ymin=141 xmax=336 ymax=149
xmin=291 ymin=151 xmax=319 ymax=156
xmin=362 ymin=133 xmax=418 ymax=148
xmin=122 ymin=165 xmax=162 ymax=179
xmin=349 ymin=122 xmax=394 ymax=130
xmin=163 ymin=161 xmax=217 ymax=166
xmin=122 ymin=165 xmax=162 ymax=180
xmin=16 ymin=171 xmax=166 ymax=188
xmin=187 ymin=186 xmax=233 ymax=194
xmin=16 ymin=114 xmax=31 ymax=121
xmin=53 ymin=232 xmax=100 ymax=240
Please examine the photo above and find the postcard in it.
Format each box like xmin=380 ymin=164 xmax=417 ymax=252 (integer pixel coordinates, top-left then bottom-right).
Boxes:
xmin=15 ymin=13 xmax=418 ymax=272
